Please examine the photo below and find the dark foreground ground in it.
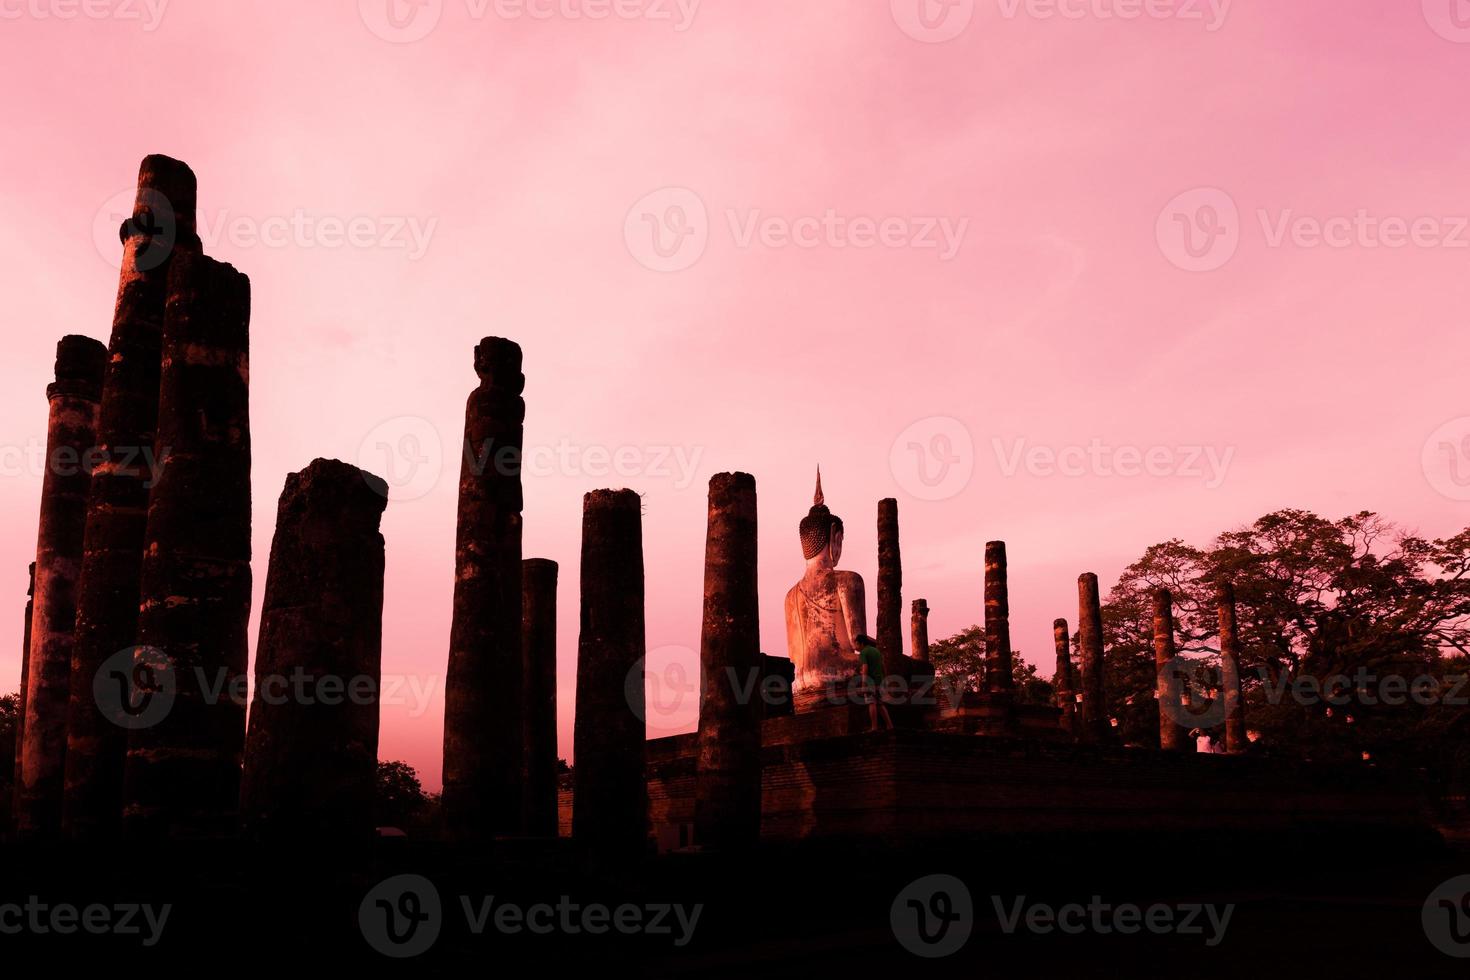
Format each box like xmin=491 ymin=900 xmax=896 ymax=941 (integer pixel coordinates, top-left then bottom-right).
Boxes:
xmin=1 ymin=826 xmax=1465 ymax=976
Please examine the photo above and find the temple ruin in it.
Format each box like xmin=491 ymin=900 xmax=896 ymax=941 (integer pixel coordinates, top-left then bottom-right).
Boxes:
xmin=442 ymin=337 xmax=526 ymax=840
xmin=0 ymin=158 xmax=1432 ymax=890
xmin=16 ymin=338 xmax=105 ymax=838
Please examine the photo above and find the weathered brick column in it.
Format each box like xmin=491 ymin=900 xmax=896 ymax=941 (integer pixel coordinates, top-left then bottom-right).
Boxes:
xmin=695 ymin=473 xmax=762 ymax=852
xmin=443 ymin=337 xmax=525 ymax=840
xmin=1217 ymin=580 xmax=1246 ymax=753
xmin=1153 ymin=588 xmax=1188 ymax=753
xmin=522 ymin=557 xmax=559 ymax=838
xmin=572 ymin=489 xmax=647 ymax=861
xmin=13 ymin=564 xmax=35 ymax=821
xmin=1053 ymin=618 xmax=1077 ymax=736
xmin=1077 ymin=573 xmax=1109 ymax=744
xmin=239 ymin=460 xmax=387 ymax=844
xmin=16 ymin=338 xmax=105 ymax=837
xmin=877 ymin=498 xmax=905 ymax=677
xmin=64 ymin=155 xmax=200 ymax=839
xmin=984 ymin=542 xmax=1014 ymax=704
xmin=911 ymin=598 xmax=930 ymax=662
xmin=122 ymin=253 xmax=252 ymax=839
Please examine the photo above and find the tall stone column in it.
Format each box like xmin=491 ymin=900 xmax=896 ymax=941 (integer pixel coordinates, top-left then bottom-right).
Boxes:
xmin=443 ymin=337 xmax=525 ymax=841
xmin=239 ymin=460 xmax=387 ymax=844
xmin=121 ymin=253 xmax=252 ymax=839
xmin=1053 ymin=618 xmax=1076 ymax=736
xmin=64 ymin=155 xmax=200 ymax=839
xmin=1077 ymin=573 xmax=1109 ymax=744
xmin=695 ymin=473 xmax=762 ymax=852
xmin=876 ymin=498 xmax=905 ymax=677
xmin=522 ymin=557 xmax=559 ymax=838
xmin=14 ymin=564 xmax=35 ymax=821
xmin=911 ymin=599 xmax=930 ymax=662
xmin=17 ymin=336 xmax=106 ymax=838
xmin=572 ymin=489 xmax=647 ymax=861
xmin=1153 ymin=588 xmax=1187 ymax=753
xmin=1217 ymin=580 xmax=1246 ymax=754
xmin=984 ymin=542 xmax=1014 ymax=703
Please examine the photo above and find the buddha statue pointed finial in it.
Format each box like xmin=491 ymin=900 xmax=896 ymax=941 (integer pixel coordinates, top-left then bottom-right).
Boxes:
xmin=785 ymin=467 xmax=867 ymax=709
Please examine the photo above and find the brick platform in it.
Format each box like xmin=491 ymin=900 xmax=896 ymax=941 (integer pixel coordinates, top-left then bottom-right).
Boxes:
xmin=560 ymin=711 xmax=1428 ymax=851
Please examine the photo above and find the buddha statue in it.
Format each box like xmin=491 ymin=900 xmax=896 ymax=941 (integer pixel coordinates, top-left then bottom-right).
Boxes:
xmin=784 ymin=470 xmax=868 ymax=708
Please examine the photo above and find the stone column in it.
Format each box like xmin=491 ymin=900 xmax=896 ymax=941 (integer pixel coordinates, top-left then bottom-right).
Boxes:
xmin=121 ymin=253 xmax=252 ymax=839
xmin=1153 ymin=588 xmax=1187 ymax=753
xmin=911 ymin=599 xmax=930 ymax=662
xmin=17 ymin=337 xmax=106 ymax=838
xmin=522 ymin=558 xmax=559 ymax=838
xmin=14 ymin=564 xmax=35 ymax=821
xmin=572 ymin=489 xmax=647 ymax=861
xmin=1217 ymin=580 xmax=1246 ymax=754
xmin=442 ymin=337 xmax=525 ymax=841
xmin=695 ymin=473 xmax=762 ymax=852
xmin=239 ymin=460 xmax=387 ymax=844
xmin=64 ymin=155 xmax=200 ymax=839
xmin=1077 ymin=573 xmax=1109 ymax=744
xmin=984 ymin=542 xmax=1014 ymax=702
xmin=1053 ymin=618 xmax=1076 ymax=736
xmin=876 ymin=498 xmax=905 ymax=677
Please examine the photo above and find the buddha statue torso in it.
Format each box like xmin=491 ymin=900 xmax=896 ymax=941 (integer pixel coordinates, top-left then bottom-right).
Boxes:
xmin=783 ymin=472 xmax=867 ymax=708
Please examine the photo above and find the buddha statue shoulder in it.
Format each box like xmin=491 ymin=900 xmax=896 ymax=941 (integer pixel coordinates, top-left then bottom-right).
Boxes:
xmin=783 ymin=470 xmax=867 ymax=707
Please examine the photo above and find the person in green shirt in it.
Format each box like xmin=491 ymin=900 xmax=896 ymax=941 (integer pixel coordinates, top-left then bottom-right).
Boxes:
xmin=855 ymin=634 xmax=893 ymax=732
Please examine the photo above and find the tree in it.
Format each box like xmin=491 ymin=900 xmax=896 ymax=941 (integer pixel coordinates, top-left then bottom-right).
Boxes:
xmin=927 ymin=626 xmax=1050 ymax=706
xmin=1099 ymin=510 xmax=1470 ymax=765
xmin=0 ymin=691 xmax=18 ymax=827
xmin=374 ymin=759 xmax=430 ymax=830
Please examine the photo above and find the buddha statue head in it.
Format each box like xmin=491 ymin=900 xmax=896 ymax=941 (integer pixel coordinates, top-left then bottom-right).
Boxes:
xmin=798 ymin=469 xmax=844 ymax=567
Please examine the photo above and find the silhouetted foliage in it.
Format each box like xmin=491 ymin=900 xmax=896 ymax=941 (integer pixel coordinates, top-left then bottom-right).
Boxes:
xmin=928 ymin=627 xmax=1051 ymax=705
xmin=375 ymin=759 xmax=433 ymax=831
xmin=1098 ymin=510 xmax=1470 ymax=778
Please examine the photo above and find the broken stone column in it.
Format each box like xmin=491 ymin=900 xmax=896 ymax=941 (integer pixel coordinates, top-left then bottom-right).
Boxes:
xmin=984 ymin=542 xmax=1014 ymax=703
xmin=1153 ymin=588 xmax=1188 ymax=753
xmin=17 ymin=336 xmax=106 ymax=838
xmin=1053 ymin=618 xmax=1077 ymax=736
xmin=64 ymin=155 xmax=200 ymax=839
xmin=14 ymin=564 xmax=34 ymax=822
xmin=876 ymin=498 xmax=905 ymax=677
xmin=1217 ymin=580 xmax=1247 ymax=754
xmin=911 ymin=598 xmax=930 ymax=662
xmin=443 ymin=337 xmax=525 ymax=841
xmin=239 ymin=460 xmax=387 ymax=844
xmin=572 ymin=489 xmax=647 ymax=860
xmin=522 ymin=557 xmax=559 ymax=838
xmin=1077 ymin=573 xmax=1109 ymax=744
xmin=695 ymin=473 xmax=762 ymax=852
xmin=121 ymin=253 xmax=252 ymax=839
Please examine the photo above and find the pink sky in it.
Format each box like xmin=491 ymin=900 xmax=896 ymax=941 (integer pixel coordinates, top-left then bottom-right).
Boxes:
xmin=2 ymin=0 xmax=1468 ymax=790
